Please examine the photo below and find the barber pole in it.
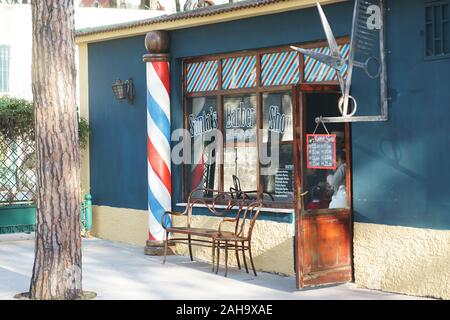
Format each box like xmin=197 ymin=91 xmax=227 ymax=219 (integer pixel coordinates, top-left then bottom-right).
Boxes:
xmin=143 ymin=31 xmax=172 ymax=253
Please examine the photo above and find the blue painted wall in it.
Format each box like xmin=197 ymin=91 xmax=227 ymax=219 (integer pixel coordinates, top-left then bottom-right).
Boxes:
xmin=351 ymin=0 xmax=450 ymax=229
xmin=88 ymin=35 xmax=148 ymax=210
xmin=88 ymin=0 xmax=450 ymax=229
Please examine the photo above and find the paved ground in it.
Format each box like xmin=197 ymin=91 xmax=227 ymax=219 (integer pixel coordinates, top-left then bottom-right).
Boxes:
xmin=0 ymin=233 xmax=426 ymax=300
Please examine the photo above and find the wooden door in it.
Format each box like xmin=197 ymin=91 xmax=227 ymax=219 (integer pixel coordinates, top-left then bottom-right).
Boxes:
xmin=294 ymin=84 xmax=353 ymax=289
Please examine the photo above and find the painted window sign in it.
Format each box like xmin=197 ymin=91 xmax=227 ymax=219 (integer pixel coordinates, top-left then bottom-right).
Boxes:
xmin=222 ymin=56 xmax=256 ymax=89
xmin=262 ymin=92 xmax=293 ymax=142
xmin=261 ymin=50 xmax=300 ymax=86
xmin=306 ymin=134 xmax=337 ymax=169
xmin=186 ymin=60 xmax=218 ymax=92
xmin=188 ymin=97 xmax=219 ymax=193
xmin=304 ymin=43 xmax=350 ymax=82
xmin=225 ymin=100 xmax=256 ymax=129
xmin=224 ymin=95 xmax=257 ymax=193
xmin=262 ymin=92 xmax=294 ymax=203
xmin=268 ymin=105 xmax=288 ymax=134
xmin=188 ymin=106 xmax=218 ymax=137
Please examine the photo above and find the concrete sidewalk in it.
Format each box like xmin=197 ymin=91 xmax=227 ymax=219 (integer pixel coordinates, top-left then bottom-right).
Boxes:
xmin=0 ymin=233 xmax=425 ymax=300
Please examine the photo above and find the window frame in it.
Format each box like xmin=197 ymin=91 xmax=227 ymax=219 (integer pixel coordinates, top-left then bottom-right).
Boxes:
xmin=424 ymin=0 xmax=450 ymax=60
xmin=182 ymin=38 xmax=349 ymax=209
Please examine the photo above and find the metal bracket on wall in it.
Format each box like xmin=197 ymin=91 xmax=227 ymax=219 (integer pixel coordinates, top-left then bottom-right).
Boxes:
xmin=314 ymin=0 xmax=389 ymax=124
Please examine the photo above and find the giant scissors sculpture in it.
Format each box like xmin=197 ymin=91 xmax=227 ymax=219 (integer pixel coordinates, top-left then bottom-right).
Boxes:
xmin=291 ymin=0 xmax=388 ymax=123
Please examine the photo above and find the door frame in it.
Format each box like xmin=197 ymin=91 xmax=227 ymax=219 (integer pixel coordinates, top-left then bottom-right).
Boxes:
xmin=293 ymin=84 xmax=354 ymax=289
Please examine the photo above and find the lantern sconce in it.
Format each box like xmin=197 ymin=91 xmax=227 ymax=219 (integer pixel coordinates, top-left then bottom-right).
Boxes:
xmin=112 ymin=78 xmax=135 ymax=104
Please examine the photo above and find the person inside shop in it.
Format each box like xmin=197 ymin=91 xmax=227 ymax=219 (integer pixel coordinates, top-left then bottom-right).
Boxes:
xmin=306 ymin=186 xmax=328 ymax=210
xmin=327 ymin=149 xmax=347 ymax=208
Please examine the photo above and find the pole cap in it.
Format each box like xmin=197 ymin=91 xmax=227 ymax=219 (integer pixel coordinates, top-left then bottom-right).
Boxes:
xmin=145 ymin=30 xmax=169 ymax=54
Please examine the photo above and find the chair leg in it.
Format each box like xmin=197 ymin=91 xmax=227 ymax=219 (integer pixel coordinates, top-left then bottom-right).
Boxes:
xmin=224 ymin=241 xmax=229 ymax=277
xmin=235 ymin=241 xmax=241 ymax=270
xmin=248 ymin=241 xmax=257 ymax=276
xmin=215 ymin=241 xmax=220 ymax=274
xmin=188 ymin=234 xmax=194 ymax=261
xmin=241 ymin=241 xmax=249 ymax=273
xmin=163 ymin=231 xmax=169 ymax=264
xmin=211 ymin=239 xmax=216 ymax=272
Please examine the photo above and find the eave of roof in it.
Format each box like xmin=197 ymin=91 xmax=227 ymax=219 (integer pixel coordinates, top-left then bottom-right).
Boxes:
xmin=75 ymin=0 xmax=347 ymax=44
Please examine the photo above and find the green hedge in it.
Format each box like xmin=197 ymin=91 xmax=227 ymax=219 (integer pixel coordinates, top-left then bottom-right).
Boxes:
xmin=0 ymin=96 xmax=89 ymax=149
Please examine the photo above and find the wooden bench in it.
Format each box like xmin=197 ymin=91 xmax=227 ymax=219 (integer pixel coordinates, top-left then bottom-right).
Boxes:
xmin=161 ymin=188 xmax=262 ymax=276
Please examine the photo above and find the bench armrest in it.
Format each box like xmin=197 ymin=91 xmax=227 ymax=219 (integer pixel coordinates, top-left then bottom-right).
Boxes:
xmin=161 ymin=210 xmax=186 ymax=229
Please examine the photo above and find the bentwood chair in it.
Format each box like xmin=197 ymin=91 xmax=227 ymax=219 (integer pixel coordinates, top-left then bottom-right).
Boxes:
xmin=229 ymin=175 xmax=275 ymax=202
xmin=161 ymin=188 xmax=242 ymax=271
xmin=214 ymin=201 xmax=263 ymax=277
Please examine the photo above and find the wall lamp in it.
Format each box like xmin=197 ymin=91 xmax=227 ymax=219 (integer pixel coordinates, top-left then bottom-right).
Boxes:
xmin=112 ymin=78 xmax=135 ymax=104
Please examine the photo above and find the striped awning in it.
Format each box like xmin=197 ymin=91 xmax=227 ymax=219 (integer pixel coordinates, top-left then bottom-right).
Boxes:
xmin=222 ymin=56 xmax=257 ymax=89
xmin=186 ymin=60 xmax=219 ymax=93
xmin=185 ymin=42 xmax=350 ymax=92
xmin=261 ymin=50 xmax=300 ymax=86
xmin=304 ymin=43 xmax=350 ymax=82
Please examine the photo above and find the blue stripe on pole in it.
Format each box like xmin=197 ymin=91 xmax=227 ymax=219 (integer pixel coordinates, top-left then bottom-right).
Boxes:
xmin=147 ymin=89 xmax=171 ymax=142
xmin=148 ymin=185 xmax=171 ymax=228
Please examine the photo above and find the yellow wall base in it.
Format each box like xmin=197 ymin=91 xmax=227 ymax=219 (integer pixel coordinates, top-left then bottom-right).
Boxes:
xmin=91 ymin=205 xmax=149 ymax=247
xmin=354 ymin=222 xmax=450 ymax=300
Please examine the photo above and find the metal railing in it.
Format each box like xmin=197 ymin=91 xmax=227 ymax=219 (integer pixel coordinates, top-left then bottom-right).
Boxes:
xmin=0 ymin=137 xmax=36 ymax=206
xmin=1 ymin=134 xmax=93 ymax=235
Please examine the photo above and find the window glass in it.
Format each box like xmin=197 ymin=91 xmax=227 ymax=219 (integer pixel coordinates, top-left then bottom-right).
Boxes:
xmin=261 ymin=92 xmax=294 ymax=202
xmin=262 ymin=92 xmax=293 ymax=142
xmin=303 ymin=93 xmax=347 ymax=210
xmin=223 ymin=94 xmax=258 ymax=198
xmin=425 ymin=3 xmax=450 ymax=57
xmin=187 ymin=97 xmax=219 ymax=198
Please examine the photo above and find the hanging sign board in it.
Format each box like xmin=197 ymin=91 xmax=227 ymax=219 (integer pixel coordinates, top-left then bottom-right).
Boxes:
xmin=306 ymin=134 xmax=336 ymax=169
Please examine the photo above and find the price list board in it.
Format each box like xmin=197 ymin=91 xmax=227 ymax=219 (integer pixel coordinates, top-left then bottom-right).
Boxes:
xmin=274 ymin=165 xmax=294 ymax=199
xmin=306 ymin=134 xmax=336 ymax=170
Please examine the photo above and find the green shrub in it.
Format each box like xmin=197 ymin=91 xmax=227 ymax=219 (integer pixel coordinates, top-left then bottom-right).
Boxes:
xmin=0 ymin=96 xmax=89 ymax=149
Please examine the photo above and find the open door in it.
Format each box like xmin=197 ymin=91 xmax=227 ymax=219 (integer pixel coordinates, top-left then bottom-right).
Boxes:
xmin=294 ymin=84 xmax=353 ymax=289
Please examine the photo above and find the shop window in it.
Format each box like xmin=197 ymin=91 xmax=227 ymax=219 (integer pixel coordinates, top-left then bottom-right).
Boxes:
xmin=425 ymin=1 xmax=450 ymax=58
xmin=261 ymin=92 xmax=294 ymax=202
xmin=183 ymin=40 xmax=348 ymax=207
xmin=223 ymin=95 xmax=258 ymax=194
xmin=187 ymin=96 xmax=220 ymax=198
xmin=0 ymin=45 xmax=10 ymax=93
xmin=303 ymin=44 xmax=349 ymax=82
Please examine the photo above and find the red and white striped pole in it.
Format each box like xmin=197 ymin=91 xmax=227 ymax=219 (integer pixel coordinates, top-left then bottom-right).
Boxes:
xmin=143 ymin=31 xmax=172 ymax=255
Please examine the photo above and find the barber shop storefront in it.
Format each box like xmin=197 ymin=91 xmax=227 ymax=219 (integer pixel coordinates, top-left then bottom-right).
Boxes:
xmin=182 ymin=40 xmax=353 ymax=287
xmin=76 ymin=0 xmax=450 ymax=299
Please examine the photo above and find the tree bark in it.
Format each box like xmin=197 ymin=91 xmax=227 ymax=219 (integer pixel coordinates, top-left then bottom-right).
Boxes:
xmin=30 ymin=0 xmax=82 ymax=300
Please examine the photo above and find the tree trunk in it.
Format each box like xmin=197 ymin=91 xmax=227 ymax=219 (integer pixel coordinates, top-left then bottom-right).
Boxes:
xmin=29 ymin=0 xmax=82 ymax=300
